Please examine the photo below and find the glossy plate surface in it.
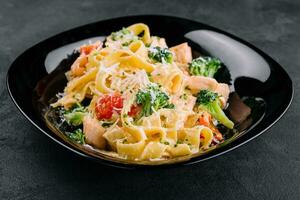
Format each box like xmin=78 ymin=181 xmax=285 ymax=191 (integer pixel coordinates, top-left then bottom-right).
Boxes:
xmin=7 ymin=15 xmax=293 ymax=168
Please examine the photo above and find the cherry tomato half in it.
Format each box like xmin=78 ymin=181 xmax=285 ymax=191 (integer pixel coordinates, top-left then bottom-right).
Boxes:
xmin=95 ymin=94 xmax=123 ymax=120
xmin=128 ymin=105 xmax=141 ymax=117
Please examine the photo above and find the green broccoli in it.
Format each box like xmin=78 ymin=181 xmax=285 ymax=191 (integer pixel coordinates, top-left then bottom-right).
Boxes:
xmin=66 ymin=129 xmax=85 ymax=144
xmin=63 ymin=104 xmax=87 ymax=126
xmin=111 ymin=27 xmax=131 ymax=41
xmin=148 ymin=47 xmax=173 ymax=64
xmin=196 ymin=90 xmax=234 ymax=129
xmin=136 ymin=84 xmax=174 ymax=118
xmin=188 ymin=56 xmax=221 ymax=78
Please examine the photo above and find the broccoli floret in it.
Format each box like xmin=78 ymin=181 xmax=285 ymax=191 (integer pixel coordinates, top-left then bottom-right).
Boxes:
xmin=66 ymin=129 xmax=85 ymax=144
xmin=110 ymin=27 xmax=139 ymax=47
xmin=189 ymin=57 xmax=221 ymax=78
xmin=111 ymin=28 xmax=131 ymax=41
xmin=63 ymin=104 xmax=87 ymax=126
xmin=148 ymin=47 xmax=173 ymax=64
xmin=196 ymin=90 xmax=234 ymax=129
xmin=136 ymin=84 xmax=174 ymax=117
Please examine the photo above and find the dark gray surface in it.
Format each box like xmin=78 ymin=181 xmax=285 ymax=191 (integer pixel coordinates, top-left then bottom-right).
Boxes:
xmin=0 ymin=0 xmax=299 ymax=199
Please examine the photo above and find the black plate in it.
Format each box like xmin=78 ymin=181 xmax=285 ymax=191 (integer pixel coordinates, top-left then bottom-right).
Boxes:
xmin=6 ymin=15 xmax=293 ymax=168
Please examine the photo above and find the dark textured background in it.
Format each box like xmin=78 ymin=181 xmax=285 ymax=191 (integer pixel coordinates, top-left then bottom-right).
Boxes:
xmin=1 ymin=0 xmax=299 ymax=199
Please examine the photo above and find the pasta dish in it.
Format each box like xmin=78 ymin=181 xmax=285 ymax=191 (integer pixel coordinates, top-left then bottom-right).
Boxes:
xmin=51 ymin=23 xmax=235 ymax=161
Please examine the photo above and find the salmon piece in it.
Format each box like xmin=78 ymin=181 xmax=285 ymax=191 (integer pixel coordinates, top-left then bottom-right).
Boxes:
xmin=185 ymin=95 xmax=196 ymax=111
xmin=171 ymin=94 xmax=196 ymax=112
xmin=176 ymin=63 xmax=190 ymax=76
xmin=80 ymin=41 xmax=102 ymax=55
xmin=215 ymin=83 xmax=230 ymax=100
xmin=71 ymin=41 xmax=102 ymax=77
xmin=215 ymin=83 xmax=230 ymax=107
xmin=170 ymin=43 xmax=192 ymax=64
xmin=70 ymin=55 xmax=88 ymax=77
xmin=83 ymin=116 xmax=106 ymax=149
xmin=186 ymin=76 xmax=218 ymax=94
xmin=187 ymin=76 xmax=230 ymax=107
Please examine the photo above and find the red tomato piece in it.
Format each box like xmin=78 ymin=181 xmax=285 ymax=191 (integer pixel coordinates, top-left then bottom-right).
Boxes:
xmin=95 ymin=94 xmax=123 ymax=120
xmin=128 ymin=105 xmax=141 ymax=117
xmin=80 ymin=42 xmax=101 ymax=55
xmin=111 ymin=94 xmax=123 ymax=112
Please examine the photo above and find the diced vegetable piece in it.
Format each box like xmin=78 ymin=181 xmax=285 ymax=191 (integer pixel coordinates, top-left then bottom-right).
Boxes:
xmin=83 ymin=116 xmax=106 ymax=149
